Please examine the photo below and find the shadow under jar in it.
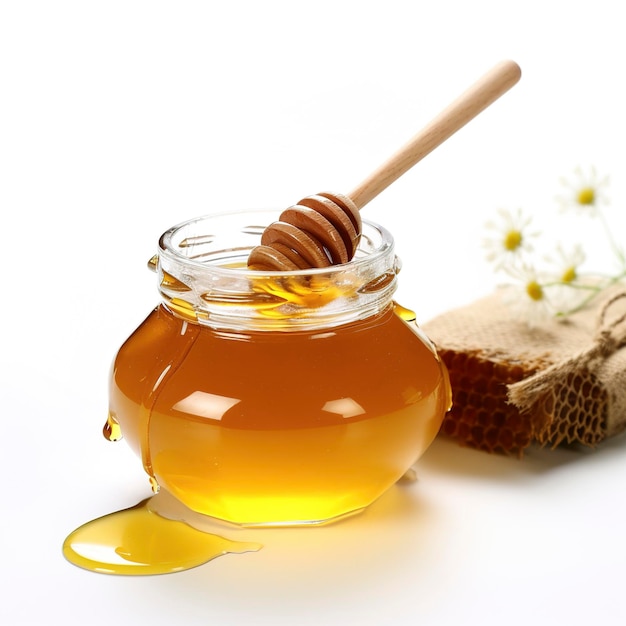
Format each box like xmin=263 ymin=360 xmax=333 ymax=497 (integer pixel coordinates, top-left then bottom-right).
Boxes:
xmin=107 ymin=210 xmax=451 ymax=526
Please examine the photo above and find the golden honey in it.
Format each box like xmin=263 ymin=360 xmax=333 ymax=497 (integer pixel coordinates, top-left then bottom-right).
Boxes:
xmin=106 ymin=211 xmax=451 ymax=526
xmin=62 ymin=497 xmax=260 ymax=575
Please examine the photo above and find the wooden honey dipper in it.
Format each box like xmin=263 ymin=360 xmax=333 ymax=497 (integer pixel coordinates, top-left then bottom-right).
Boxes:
xmin=248 ymin=60 xmax=521 ymax=271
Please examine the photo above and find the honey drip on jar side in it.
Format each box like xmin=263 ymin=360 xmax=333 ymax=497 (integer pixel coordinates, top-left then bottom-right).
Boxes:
xmin=103 ymin=413 xmax=122 ymax=442
xmin=393 ymin=302 xmax=417 ymax=322
xmin=62 ymin=498 xmax=261 ymax=576
xmin=133 ymin=317 xmax=201 ymax=492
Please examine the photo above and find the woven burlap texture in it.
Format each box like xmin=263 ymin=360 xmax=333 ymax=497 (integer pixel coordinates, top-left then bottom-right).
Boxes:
xmin=423 ymin=284 xmax=626 ymax=453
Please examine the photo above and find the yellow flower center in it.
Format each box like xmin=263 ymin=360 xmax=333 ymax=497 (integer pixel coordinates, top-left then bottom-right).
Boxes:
xmin=561 ymin=266 xmax=577 ymax=283
xmin=503 ymin=229 xmax=522 ymax=251
xmin=577 ymin=187 xmax=595 ymax=205
xmin=526 ymin=280 xmax=544 ymax=301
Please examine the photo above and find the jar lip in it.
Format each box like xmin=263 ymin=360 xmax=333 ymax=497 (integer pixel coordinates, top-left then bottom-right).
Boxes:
xmin=155 ymin=209 xmax=398 ymax=331
xmin=158 ymin=208 xmax=394 ymax=277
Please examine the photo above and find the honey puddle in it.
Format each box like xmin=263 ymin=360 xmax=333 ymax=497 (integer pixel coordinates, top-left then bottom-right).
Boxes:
xmin=62 ymin=494 xmax=261 ymax=576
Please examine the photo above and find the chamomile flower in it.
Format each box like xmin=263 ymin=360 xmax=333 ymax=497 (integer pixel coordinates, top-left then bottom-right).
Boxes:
xmin=545 ymin=243 xmax=586 ymax=284
xmin=483 ymin=208 xmax=537 ymax=270
xmin=542 ymin=243 xmax=593 ymax=314
xmin=556 ymin=166 xmax=609 ymax=216
xmin=502 ymin=265 xmax=554 ymax=327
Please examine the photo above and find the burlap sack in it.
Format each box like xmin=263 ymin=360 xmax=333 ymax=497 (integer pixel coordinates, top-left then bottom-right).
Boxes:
xmin=422 ymin=285 xmax=626 ymax=455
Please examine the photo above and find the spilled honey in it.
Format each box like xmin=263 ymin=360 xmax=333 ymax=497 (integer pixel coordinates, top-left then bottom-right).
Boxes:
xmin=63 ymin=497 xmax=261 ymax=575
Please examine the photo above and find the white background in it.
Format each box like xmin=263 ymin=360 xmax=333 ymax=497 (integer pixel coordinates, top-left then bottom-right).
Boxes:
xmin=2 ymin=1 xmax=626 ymax=624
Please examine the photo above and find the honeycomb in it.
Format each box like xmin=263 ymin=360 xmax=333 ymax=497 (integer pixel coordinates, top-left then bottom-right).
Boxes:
xmin=535 ymin=367 xmax=608 ymax=448
xmin=423 ymin=287 xmax=626 ymax=456
xmin=436 ymin=350 xmax=540 ymax=456
xmin=435 ymin=348 xmax=609 ymax=456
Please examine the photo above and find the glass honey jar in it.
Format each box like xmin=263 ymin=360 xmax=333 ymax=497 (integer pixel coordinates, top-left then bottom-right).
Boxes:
xmin=107 ymin=210 xmax=451 ymax=526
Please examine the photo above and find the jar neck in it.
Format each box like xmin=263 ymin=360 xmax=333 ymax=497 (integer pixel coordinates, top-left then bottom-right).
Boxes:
xmin=152 ymin=211 xmax=400 ymax=332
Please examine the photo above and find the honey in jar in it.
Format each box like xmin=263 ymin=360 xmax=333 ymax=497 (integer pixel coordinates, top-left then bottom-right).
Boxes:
xmin=107 ymin=210 xmax=451 ymax=526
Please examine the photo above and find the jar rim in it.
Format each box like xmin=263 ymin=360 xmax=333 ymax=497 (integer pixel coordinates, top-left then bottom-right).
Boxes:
xmin=158 ymin=209 xmax=394 ymax=277
xmin=154 ymin=209 xmax=398 ymax=331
